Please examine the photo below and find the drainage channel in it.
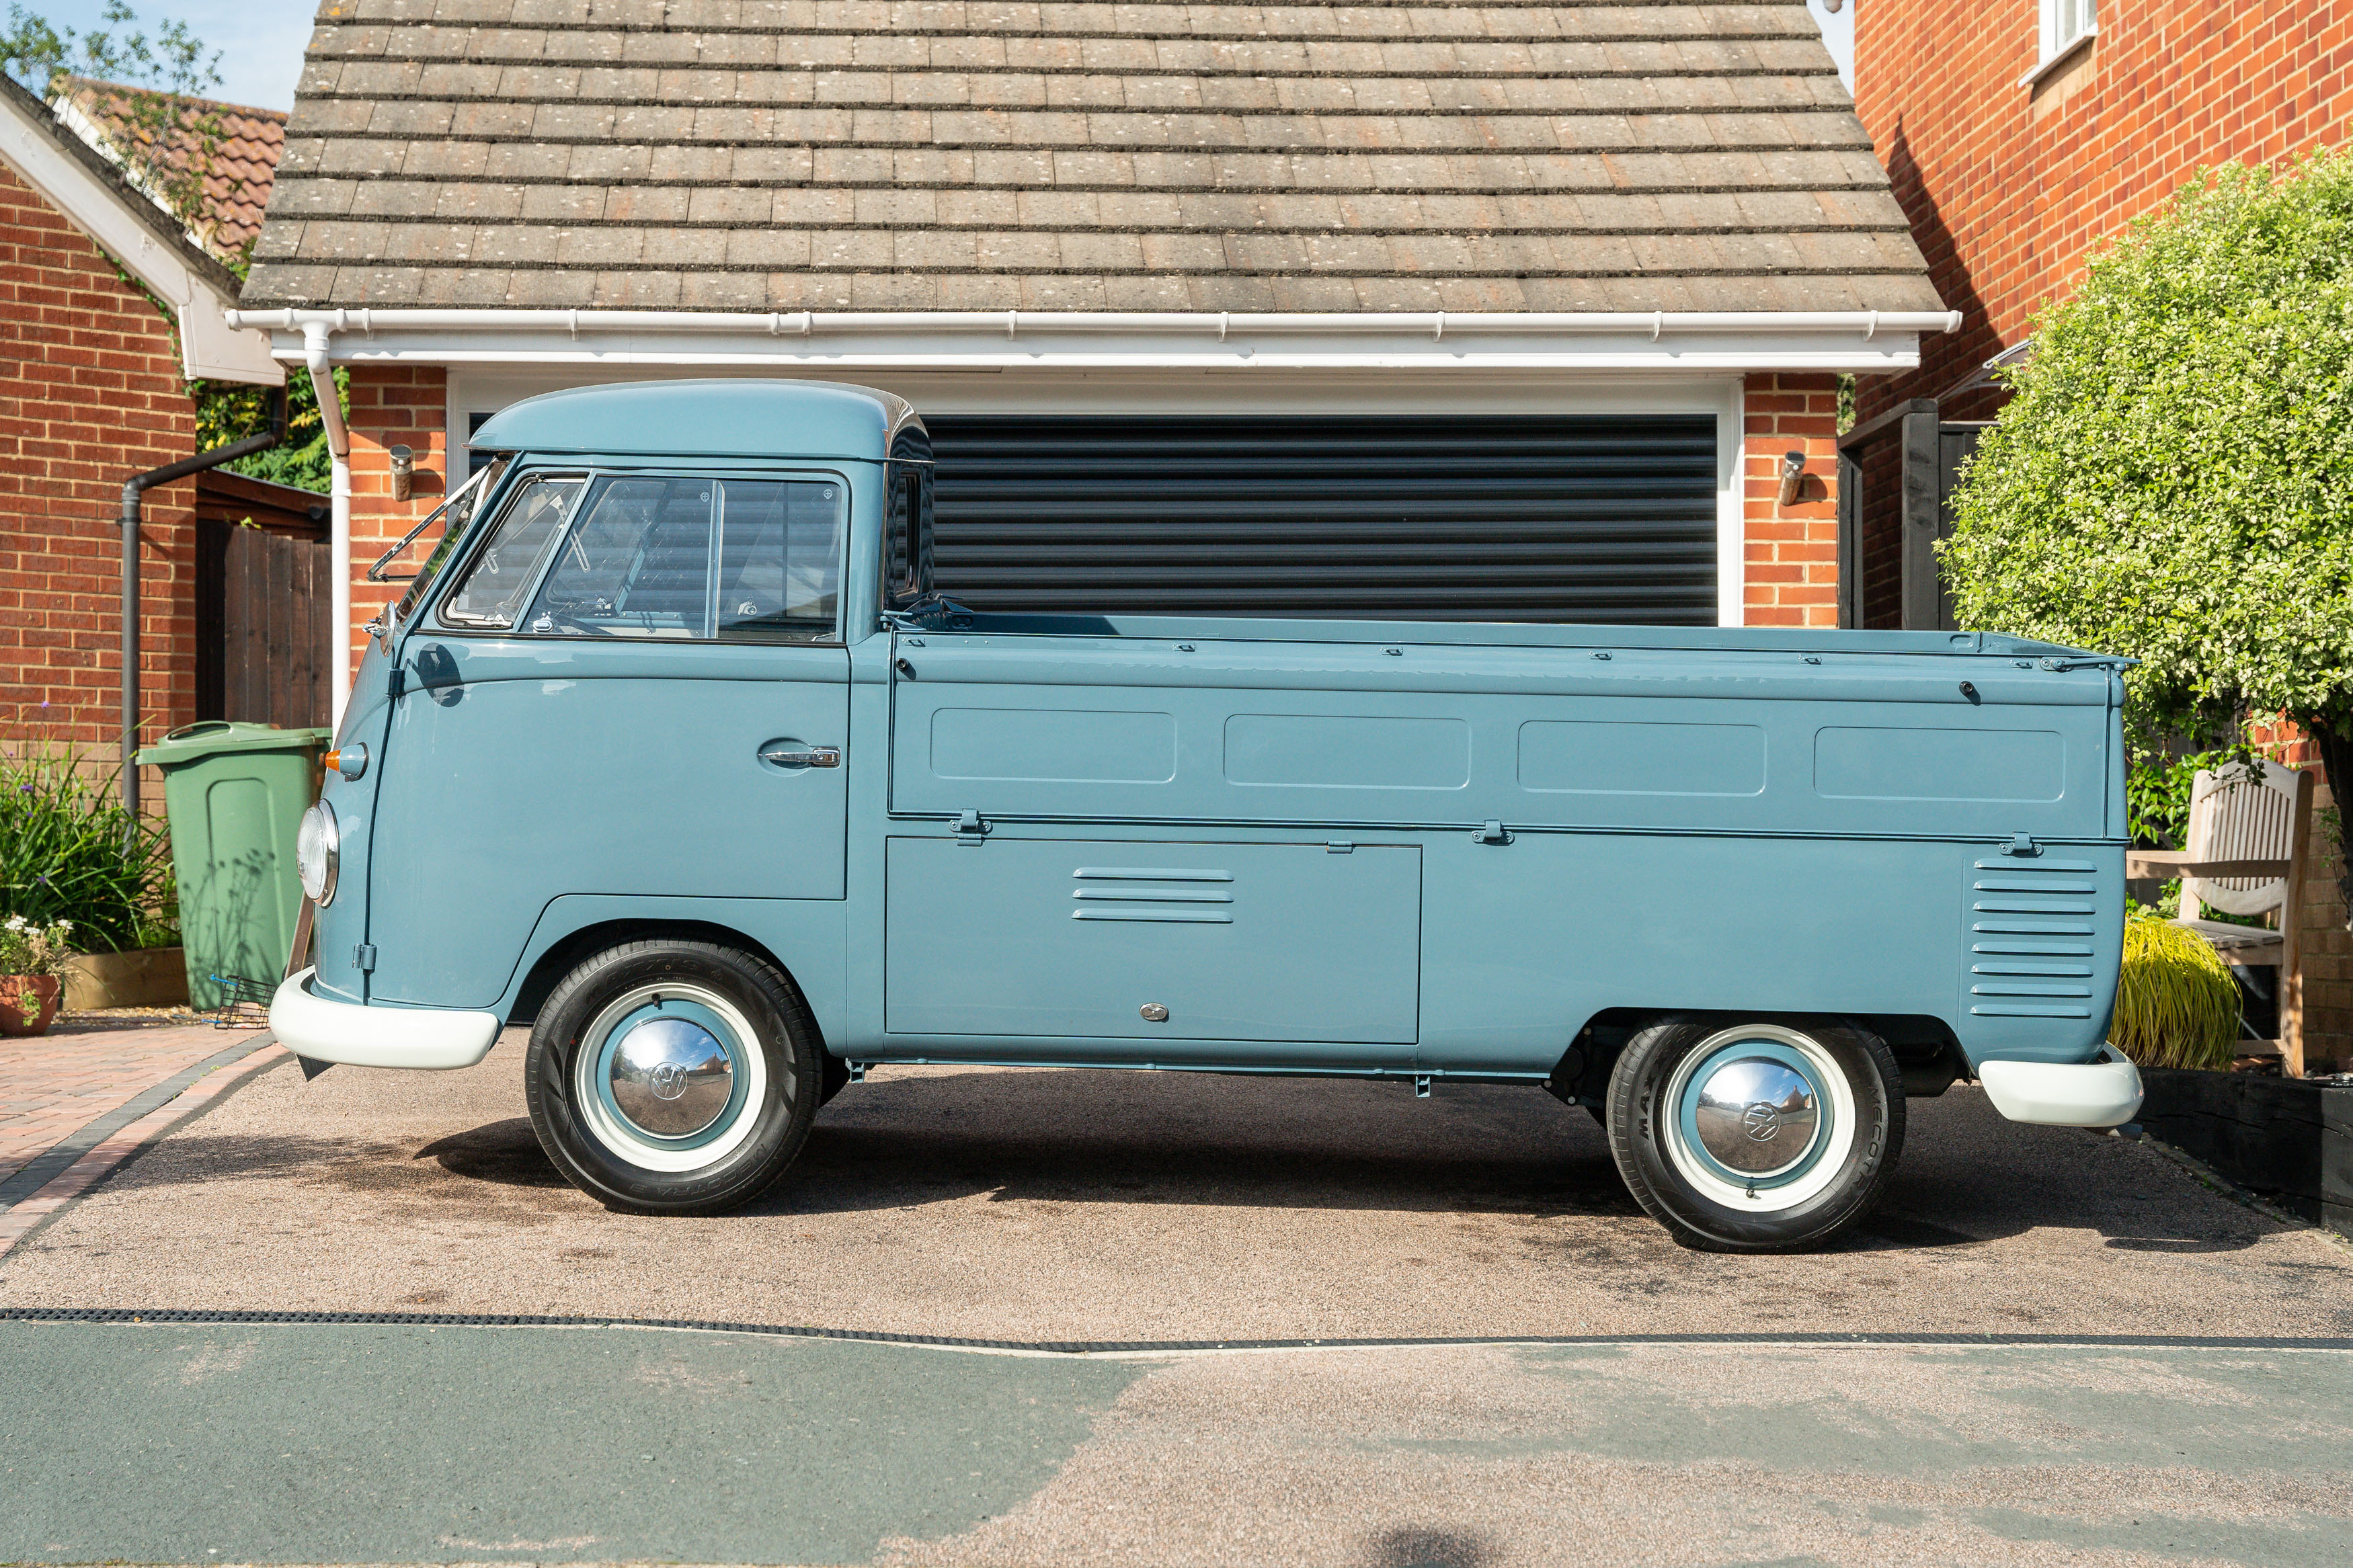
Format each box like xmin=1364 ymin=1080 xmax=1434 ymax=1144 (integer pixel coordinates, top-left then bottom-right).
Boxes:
xmin=6 ymin=1306 xmax=2352 ymax=1358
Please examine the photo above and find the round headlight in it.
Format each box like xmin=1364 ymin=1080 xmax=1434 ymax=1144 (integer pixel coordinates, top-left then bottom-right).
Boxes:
xmin=296 ymin=799 xmax=340 ymax=907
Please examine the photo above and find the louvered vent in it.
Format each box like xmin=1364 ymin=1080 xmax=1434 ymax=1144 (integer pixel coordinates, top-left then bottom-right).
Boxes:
xmin=1967 ymin=858 xmax=2102 ymax=1018
xmin=1069 ymin=865 xmax=1236 ymax=923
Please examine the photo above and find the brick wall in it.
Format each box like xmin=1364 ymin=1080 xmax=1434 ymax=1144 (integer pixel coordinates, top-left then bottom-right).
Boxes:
xmin=1854 ymin=3 xmax=2353 ymax=1061
xmin=0 ymin=157 xmax=198 ymax=804
xmin=1854 ymin=0 xmax=2353 ymax=425
xmin=344 ymin=364 xmax=448 ymax=677
xmin=1742 ymin=372 xmax=1841 ymax=628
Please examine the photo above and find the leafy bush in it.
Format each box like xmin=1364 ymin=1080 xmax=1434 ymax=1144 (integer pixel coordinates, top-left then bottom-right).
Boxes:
xmin=1941 ymin=149 xmax=2353 ymax=907
xmin=2112 ymin=909 xmax=2243 ymax=1071
xmin=193 ymin=364 xmax=346 ymax=495
xmin=2127 ymin=746 xmax=2237 ymax=850
xmin=0 ymin=748 xmax=177 ymax=953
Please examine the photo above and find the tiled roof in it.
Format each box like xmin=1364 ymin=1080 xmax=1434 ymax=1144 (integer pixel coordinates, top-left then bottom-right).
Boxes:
xmin=0 ymin=71 xmax=248 ymax=302
xmin=58 ymin=77 xmax=288 ymax=262
xmin=244 ymin=0 xmax=1944 ymax=314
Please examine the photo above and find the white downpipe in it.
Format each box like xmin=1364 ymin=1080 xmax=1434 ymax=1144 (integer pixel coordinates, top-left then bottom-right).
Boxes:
xmin=304 ymin=321 xmax=354 ymax=729
xmin=231 ymin=307 xmax=1964 ymax=338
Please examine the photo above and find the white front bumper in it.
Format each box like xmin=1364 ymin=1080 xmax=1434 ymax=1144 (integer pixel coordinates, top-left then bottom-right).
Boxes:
xmin=268 ymin=967 xmax=500 ymax=1070
xmin=1977 ymin=1046 xmax=2145 ymax=1128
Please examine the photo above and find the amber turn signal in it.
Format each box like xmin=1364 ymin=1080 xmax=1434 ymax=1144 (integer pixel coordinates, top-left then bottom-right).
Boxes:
xmin=323 ymin=749 xmax=342 ymax=773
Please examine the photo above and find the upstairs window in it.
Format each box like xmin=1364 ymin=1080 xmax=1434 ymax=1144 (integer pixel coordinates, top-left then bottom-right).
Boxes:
xmin=2041 ymin=0 xmax=2096 ymax=62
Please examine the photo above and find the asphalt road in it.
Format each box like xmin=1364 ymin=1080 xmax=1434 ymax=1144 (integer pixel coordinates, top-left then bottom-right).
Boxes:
xmin=3 ymin=1040 xmax=2352 ymax=1564
xmin=3 ymin=1323 xmax=2350 ymax=1565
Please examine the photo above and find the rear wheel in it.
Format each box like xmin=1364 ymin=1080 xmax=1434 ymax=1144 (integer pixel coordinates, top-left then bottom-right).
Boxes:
xmin=1606 ymin=1016 xmax=1901 ymax=1252
xmin=526 ymin=940 xmax=817 ymax=1214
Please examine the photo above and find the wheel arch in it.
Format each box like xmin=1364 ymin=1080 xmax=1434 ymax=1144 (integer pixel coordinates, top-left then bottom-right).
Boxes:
xmin=505 ymin=917 xmax=818 ymax=1047
xmin=1552 ymin=1007 xmax=1966 ymax=1106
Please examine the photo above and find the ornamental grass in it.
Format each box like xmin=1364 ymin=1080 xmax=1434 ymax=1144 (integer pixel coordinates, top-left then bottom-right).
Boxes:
xmin=0 ymin=746 xmax=177 ymax=954
xmin=2111 ymin=907 xmax=2242 ymax=1071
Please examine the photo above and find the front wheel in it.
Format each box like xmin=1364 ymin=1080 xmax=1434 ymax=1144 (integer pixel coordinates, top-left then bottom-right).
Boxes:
xmin=526 ymin=940 xmax=818 ymax=1214
xmin=1606 ymin=1016 xmax=1902 ymax=1252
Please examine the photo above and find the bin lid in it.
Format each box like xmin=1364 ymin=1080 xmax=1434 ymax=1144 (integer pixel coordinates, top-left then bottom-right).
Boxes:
xmin=137 ymin=721 xmax=335 ymax=766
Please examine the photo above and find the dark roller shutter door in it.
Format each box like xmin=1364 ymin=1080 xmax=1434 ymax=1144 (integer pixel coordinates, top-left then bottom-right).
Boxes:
xmin=923 ymin=414 xmax=1718 ymax=624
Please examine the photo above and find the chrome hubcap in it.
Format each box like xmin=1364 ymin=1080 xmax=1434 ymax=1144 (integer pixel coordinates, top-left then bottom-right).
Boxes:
xmin=1660 ymin=1024 xmax=1855 ymax=1214
xmin=608 ymin=1014 xmax=735 ymax=1139
xmin=1693 ymin=1057 xmax=1821 ymax=1176
xmin=572 ymin=981 xmax=769 ymax=1173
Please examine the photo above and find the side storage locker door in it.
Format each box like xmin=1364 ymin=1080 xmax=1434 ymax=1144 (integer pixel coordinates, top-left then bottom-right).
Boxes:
xmin=883 ymin=837 xmax=1420 ymax=1057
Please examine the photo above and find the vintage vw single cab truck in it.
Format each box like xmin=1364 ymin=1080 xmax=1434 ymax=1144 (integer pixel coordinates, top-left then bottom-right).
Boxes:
xmin=272 ymin=379 xmax=2142 ymax=1251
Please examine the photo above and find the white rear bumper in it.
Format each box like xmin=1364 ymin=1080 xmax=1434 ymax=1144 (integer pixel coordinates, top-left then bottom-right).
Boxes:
xmin=1977 ymin=1046 xmax=2145 ymax=1128
xmin=268 ymin=967 xmax=500 ymax=1070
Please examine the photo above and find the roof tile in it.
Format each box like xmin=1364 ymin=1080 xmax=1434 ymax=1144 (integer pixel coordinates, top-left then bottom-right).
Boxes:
xmin=249 ymin=0 xmax=1944 ymax=313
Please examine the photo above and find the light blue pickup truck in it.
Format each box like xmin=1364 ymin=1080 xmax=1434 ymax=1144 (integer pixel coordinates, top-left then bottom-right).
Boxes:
xmin=274 ymin=380 xmax=2142 ymax=1252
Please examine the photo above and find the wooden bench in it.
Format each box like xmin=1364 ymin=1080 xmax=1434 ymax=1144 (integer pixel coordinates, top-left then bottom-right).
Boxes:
xmin=2125 ymin=757 xmax=2315 ymax=1076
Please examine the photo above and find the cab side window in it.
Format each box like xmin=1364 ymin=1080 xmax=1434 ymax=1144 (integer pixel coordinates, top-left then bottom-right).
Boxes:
xmin=517 ymin=474 xmax=844 ymax=642
xmin=528 ymin=477 xmax=715 ymax=638
xmin=716 ymin=480 xmax=842 ymax=641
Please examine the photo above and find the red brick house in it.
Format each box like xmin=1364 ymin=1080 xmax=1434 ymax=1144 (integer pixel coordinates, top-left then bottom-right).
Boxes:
xmin=231 ymin=0 xmax=1957 ymax=728
xmin=1845 ymin=0 xmax=2353 ymax=1063
xmin=1843 ymin=0 xmax=2353 ymax=630
xmin=0 ymin=74 xmax=288 ymax=797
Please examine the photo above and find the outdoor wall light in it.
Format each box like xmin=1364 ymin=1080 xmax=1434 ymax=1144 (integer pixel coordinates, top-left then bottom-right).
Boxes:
xmin=388 ymin=444 xmax=415 ymax=502
xmin=1777 ymin=450 xmax=1807 ymax=508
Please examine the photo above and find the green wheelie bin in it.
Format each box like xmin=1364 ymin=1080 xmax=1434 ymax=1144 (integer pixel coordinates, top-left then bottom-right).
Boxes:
xmin=138 ymin=722 xmax=332 ymax=1010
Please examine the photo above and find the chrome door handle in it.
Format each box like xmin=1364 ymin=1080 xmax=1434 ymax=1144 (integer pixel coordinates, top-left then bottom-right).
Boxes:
xmin=761 ymin=746 xmax=841 ymax=769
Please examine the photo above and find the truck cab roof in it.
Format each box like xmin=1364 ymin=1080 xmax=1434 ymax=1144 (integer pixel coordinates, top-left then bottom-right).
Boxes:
xmin=467 ymin=378 xmax=924 ymax=464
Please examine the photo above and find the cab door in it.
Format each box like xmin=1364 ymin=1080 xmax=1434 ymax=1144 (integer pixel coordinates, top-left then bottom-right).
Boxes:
xmin=366 ymin=469 xmax=850 ymax=1009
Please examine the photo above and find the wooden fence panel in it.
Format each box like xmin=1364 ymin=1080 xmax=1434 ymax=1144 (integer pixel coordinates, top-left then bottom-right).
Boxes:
xmin=221 ymin=526 xmax=329 ymax=729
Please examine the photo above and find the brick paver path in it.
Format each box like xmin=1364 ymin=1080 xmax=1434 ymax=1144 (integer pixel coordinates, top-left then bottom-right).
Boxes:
xmin=0 ymin=1021 xmax=286 ymax=1261
xmin=0 ymin=1024 xmax=252 ymax=1186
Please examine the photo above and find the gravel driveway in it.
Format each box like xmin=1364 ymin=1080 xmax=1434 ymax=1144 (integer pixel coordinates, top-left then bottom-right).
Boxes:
xmin=3 ymin=1035 xmax=2346 ymax=1340
xmin=5 ymin=1038 xmax=2352 ymax=1566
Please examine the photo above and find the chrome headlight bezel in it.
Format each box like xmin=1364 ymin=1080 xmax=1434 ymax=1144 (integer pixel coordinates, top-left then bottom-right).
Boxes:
xmin=296 ymin=798 xmax=340 ymax=907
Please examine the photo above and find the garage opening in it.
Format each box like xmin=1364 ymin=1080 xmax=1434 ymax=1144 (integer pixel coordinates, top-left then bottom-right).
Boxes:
xmin=922 ymin=414 xmax=1720 ymax=625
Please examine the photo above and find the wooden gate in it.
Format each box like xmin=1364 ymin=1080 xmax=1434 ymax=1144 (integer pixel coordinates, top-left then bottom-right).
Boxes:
xmin=193 ymin=472 xmax=331 ymax=729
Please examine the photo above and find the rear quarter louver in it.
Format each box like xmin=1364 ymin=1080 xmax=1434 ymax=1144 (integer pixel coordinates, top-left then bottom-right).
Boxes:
xmin=1966 ymin=858 xmax=2103 ymax=1019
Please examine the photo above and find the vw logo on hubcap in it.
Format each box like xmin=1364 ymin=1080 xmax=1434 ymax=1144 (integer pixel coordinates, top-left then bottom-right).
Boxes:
xmin=607 ymin=1016 xmax=735 ymax=1139
xmin=1692 ymin=1054 xmax=1822 ymax=1176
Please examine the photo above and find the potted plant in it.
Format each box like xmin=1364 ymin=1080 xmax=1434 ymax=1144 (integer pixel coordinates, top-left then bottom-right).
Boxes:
xmin=0 ymin=914 xmax=74 ymax=1036
xmin=2 ymin=735 xmax=183 ymax=1011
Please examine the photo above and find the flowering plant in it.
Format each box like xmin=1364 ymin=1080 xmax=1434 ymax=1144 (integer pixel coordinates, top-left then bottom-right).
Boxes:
xmin=0 ymin=913 xmax=75 ymax=979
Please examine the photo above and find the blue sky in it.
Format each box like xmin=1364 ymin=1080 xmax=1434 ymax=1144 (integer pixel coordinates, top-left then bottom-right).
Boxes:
xmin=50 ymin=0 xmax=1860 ymax=112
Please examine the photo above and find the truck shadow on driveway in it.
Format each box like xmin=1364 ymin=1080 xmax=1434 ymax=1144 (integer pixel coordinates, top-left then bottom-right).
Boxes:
xmin=377 ymin=1068 xmax=2284 ymax=1257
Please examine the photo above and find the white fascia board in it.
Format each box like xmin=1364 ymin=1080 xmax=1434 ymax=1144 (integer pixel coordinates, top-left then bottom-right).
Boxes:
xmin=261 ymin=329 xmax=1924 ymax=374
xmin=0 ymin=92 xmax=281 ymax=385
xmin=236 ymin=309 xmax=1948 ymax=375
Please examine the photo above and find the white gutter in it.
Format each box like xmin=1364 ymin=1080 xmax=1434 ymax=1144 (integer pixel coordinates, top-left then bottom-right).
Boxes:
xmin=229 ymin=308 xmax=1962 ymax=337
xmin=304 ymin=321 xmax=354 ymax=729
xmin=225 ymin=306 xmax=1960 ymax=374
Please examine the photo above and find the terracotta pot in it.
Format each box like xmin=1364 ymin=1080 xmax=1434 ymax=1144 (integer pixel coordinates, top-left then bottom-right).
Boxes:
xmin=0 ymin=974 xmax=62 ymax=1036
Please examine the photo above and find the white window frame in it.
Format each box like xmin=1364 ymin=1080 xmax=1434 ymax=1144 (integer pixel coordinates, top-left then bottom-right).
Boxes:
xmin=2024 ymin=0 xmax=2098 ymax=86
